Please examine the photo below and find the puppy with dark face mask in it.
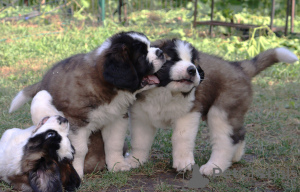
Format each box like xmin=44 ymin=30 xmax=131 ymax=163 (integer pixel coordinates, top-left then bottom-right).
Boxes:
xmin=9 ymin=31 xmax=166 ymax=177
xmin=0 ymin=91 xmax=80 ymax=192
xmin=126 ymin=39 xmax=298 ymax=175
xmin=126 ymin=39 xmax=204 ymax=172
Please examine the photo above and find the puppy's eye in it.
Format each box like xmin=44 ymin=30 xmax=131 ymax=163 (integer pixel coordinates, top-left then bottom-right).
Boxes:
xmin=45 ymin=131 xmax=56 ymax=139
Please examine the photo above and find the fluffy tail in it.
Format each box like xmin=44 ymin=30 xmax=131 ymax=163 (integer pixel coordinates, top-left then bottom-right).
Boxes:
xmin=238 ymin=47 xmax=298 ymax=78
xmin=9 ymin=82 xmax=42 ymax=113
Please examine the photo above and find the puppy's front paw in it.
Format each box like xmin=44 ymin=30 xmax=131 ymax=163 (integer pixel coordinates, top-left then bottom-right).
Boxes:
xmin=108 ymin=160 xmax=131 ymax=172
xmin=125 ymin=155 xmax=145 ymax=169
xmin=173 ymin=153 xmax=195 ymax=172
xmin=200 ymin=161 xmax=229 ymax=176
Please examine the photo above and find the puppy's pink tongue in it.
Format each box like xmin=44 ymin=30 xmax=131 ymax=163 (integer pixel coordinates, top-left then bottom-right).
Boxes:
xmin=141 ymin=75 xmax=160 ymax=87
xmin=147 ymin=75 xmax=159 ymax=84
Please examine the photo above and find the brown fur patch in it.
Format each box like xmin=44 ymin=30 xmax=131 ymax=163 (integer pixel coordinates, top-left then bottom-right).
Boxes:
xmin=7 ymin=174 xmax=31 ymax=192
xmin=84 ymin=130 xmax=106 ymax=174
xmin=21 ymin=151 xmax=44 ymax=173
xmin=193 ymin=51 xmax=252 ymax=138
xmin=29 ymin=53 xmax=117 ymax=127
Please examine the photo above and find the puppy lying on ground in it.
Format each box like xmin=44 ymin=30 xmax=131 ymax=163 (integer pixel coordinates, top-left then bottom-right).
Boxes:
xmin=126 ymin=39 xmax=298 ymax=175
xmin=9 ymin=31 xmax=166 ymax=177
xmin=0 ymin=90 xmax=80 ymax=192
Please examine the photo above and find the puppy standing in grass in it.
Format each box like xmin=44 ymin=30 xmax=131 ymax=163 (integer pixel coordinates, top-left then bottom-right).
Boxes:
xmin=0 ymin=90 xmax=80 ymax=192
xmin=126 ymin=39 xmax=298 ymax=175
xmin=9 ymin=31 xmax=166 ymax=177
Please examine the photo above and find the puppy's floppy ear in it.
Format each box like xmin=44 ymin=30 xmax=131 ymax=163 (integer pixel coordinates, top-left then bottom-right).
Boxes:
xmin=193 ymin=56 xmax=205 ymax=83
xmin=59 ymin=158 xmax=81 ymax=191
xmin=196 ymin=65 xmax=205 ymax=83
xmin=103 ymin=43 xmax=139 ymax=92
xmin=29 ymin=158 xmax=63 ymax=192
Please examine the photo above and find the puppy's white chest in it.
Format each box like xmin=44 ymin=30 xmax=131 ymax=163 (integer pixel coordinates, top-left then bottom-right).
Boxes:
xmin=137 ymin=88 xmax=195 ymax=128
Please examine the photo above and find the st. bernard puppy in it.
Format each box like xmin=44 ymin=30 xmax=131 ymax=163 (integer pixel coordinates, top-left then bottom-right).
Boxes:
xmin=9 ymin=31 xmax=166 ymax=177
xmin=0 ymin=91 xmax=80 ymax=192
xmin=32 ymin=91 xmax=125 ymax=175
xmin=126 ymin=40 xmax=204 ymax=172
xmin=126 ymin=39 xmax=298 ymax=175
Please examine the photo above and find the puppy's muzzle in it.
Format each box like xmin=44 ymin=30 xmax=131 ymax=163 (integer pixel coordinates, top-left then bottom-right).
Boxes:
xmin=57 ymin=116 xmax=68 ymax=125
xmin=155 ymin=49 xmax=164 ymax=60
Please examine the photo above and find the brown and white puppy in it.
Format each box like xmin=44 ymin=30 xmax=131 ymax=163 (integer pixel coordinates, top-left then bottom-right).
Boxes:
xmin=32 ymin=91 xmax=123 ymax=175
xmin=126 ymin=40 xmax=204 ymax=172
xmin=0 ymin=91 xmax=80 ymax=192
xmin=9 ymin=31 xmax=166 ymax=177
xmin=126 ymin=39 xmax=298 ymax=175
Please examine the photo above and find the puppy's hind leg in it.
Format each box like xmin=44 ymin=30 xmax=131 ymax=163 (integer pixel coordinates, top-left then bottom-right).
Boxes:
xmin=200 ymin=106 xmax=241 ymax=176
xmin=232 ymin=140 xmax=246 ymax=162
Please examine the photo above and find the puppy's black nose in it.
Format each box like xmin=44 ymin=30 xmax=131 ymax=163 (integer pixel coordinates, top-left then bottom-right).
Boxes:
xmin=57 ymin=116 xmax=68 ymax=124
xmin=187 ymin=66 xmax=196 ymax=76
xmin=155 ymin=49 xmax=164 ymax=59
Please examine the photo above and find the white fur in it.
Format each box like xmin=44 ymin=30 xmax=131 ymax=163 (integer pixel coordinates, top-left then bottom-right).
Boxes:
xmin=102 ymin=118 xmax=130 ymax=171
xmin=126 ymin=87 xmax=199 ymax=171
xmin=167 ymin=61 xmax=200 ymax=93
xmin=0 ymin=116 xmax=73 ymax=184
xmin=0 ymin=91 xmax=74 ymax=184
xmin=275 ymin=47 xmax=298 ymax=63
xmin=31 ymin=91 xmax=73 ymax=161
xmin=70 ymin=91 xmax=136 ymax=176
xmin=199 ymin=106 xmax=237 ymax=176
xmin=175 ymin=40 xmax=193 ymax=62
xmin=68 ymin=128 xmax=90 ymax=177
xmin=95 ymin=40 xmax=112 ymax=57
xmin=31 ymin=90 xmax=64 ymax=126
xmin=147 ymin=47 xmax=165 ymax=72
xmin=232 ymin=140 xmax=246 ymax=162
xmin=9 ymin=91 xmax=31 ymax=113
xmin=128 ymin=33 xmax=150 ymax=49
xmin=126 ymin=41 xmax=202 ymax=171
xmin=172 ymin=112 xmax=200 ymax=171
xmin=0 ymin=126 xmax=34 ymax=183
xmin=32 ymin=116 xmax=74 ymax=161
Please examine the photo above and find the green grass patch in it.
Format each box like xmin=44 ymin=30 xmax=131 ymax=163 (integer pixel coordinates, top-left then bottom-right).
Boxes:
xmin=0 ymin=7 xmax=299 ymax=192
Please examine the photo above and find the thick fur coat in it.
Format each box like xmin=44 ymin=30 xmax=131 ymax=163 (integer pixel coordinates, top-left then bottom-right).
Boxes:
xmin=126 ymin=39 xmax=298 ymax=175
xmin=9 ymin=32 xmax=166 ymax=177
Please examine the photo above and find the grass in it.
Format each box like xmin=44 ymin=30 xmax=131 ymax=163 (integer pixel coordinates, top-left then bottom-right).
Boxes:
xmin=0 ymin=7 xmax=299 ymax=192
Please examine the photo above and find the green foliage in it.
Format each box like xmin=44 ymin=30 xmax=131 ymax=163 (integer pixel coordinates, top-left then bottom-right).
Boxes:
xmin=198 ymin=0 xmax=300 ymax=19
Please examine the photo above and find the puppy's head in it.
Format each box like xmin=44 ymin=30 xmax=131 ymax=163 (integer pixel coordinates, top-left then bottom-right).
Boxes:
xmin=153 ymin=39 xmax=204 ymax=93
xmin=100 ymin=31 xmax=166 ymax=92
xmin=21 ymin=116 xmax=80 ymax=192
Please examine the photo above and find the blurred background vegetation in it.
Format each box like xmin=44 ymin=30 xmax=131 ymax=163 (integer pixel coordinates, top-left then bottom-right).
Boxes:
xmin=1 ymin=0 xmax=299 ymax=31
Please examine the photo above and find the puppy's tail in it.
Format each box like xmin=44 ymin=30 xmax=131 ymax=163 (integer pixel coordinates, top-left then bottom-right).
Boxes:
xmin=9 ymin=82 xmax=41 ymax=113
xmin=237 ymin=47 xmax=298 ymax=78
